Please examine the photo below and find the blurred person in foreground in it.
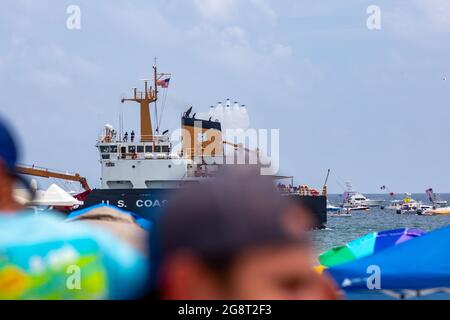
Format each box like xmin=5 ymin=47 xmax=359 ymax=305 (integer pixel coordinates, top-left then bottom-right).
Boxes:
xmin=149 ymin=167 xmax=340 ymax=300
xmin=0 ymin=118 xmax=23 ymax=213
xmin=0 ymin=117 xmax=147 ymax=299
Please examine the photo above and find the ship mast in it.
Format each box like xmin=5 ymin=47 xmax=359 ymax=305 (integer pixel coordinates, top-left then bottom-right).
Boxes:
xmin=121 ymin=64 xmax=159 ymax=142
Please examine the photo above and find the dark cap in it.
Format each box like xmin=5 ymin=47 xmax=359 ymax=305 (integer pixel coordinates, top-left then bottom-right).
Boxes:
xmin=0 ymin=116 xmax=19 ymax=174
xmin=151 ymin=167 xmax=311 ymax=277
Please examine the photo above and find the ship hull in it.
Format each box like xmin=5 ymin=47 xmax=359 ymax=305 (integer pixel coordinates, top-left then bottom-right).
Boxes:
xmin=81 ymin=188 xmax=171 ymax=221
xmin=81 ymin=189 xmax=328 ymax=228
xmin=286 ymin=194 xmax=327 ymax=228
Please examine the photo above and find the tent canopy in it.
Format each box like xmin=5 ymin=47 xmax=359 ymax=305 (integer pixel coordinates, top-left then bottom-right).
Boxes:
xmin=31 ymin=184 xmax=83 ymax=206
xmin=14 ymin=184 xmax=83 ymax=207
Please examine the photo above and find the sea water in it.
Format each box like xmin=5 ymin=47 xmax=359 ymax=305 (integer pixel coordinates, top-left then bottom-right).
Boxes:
xmin=312 ymin=193 xmax=450 ymax=253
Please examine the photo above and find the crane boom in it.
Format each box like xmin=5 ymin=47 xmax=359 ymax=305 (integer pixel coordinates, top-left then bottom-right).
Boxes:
xmin=16 ymin=165 xmax=91 ymax=191
xmin=223 ymin=141 xmax=258 ymax=153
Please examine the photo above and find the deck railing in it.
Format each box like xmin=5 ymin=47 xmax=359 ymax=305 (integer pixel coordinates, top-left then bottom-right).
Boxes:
xmin=98 ymin=134 xmax=168 ymax=144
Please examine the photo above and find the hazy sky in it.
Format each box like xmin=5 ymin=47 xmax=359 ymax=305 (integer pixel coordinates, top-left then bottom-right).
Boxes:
xmin=1 ymin=0 xmax=449 ymax=193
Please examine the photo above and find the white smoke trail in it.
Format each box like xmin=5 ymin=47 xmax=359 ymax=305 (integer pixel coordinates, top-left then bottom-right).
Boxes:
xmin=198 ymin=99 xmax=250 ymax=130
xmin=194 ymin=99 xmax=261 ymax=162
xmin=239 ymin=104 xmax=250 ymax=129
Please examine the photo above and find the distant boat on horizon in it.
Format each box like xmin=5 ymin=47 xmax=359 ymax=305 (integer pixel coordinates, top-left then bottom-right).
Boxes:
xmin=342 ymin=182 xmax=384 ymax=210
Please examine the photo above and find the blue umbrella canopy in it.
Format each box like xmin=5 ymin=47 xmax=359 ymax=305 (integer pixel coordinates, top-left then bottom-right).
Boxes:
xmin=319 ymin=228 xmax=424 ymax=268
xmin=327 ymin=225 xmax=450 ymax=299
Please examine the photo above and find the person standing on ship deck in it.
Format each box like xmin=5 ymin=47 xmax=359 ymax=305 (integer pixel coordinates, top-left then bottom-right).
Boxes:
xmin=131 ymin=130 xmax=135 ymax=142
xmin=124 ymin=131 xmax=128 ymax=142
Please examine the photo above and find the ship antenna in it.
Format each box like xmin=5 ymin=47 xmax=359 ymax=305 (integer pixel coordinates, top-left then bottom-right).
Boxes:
xmin=323 ymin=168 xmax=331 ymax=189
xmin=154 ymin=57 xmax=158 ymax=101
xmin=155 ymin=58 xmax=172 ymax=134
xmin=154 ymin=58 xmax=159 ymax=135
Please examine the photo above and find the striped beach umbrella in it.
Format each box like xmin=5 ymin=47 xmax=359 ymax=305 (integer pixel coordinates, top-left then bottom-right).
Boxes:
xmin=319 ymin=228 xmax=425 ymax=268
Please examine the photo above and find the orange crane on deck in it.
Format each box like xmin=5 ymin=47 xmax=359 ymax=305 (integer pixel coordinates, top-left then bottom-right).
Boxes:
xmin=16 ymin=165 xmax=91 ymax=191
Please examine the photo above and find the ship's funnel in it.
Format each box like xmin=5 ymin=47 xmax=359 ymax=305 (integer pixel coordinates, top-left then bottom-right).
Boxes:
xmin=181 ymin=107 xmax=224 ymax=161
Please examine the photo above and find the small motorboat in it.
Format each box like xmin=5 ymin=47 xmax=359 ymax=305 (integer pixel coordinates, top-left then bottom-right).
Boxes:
xmin=398 ymin=206 xmax=426 ymax=215
xmin=327 ymin=201 xmax=341 ymax=212
xmin=328 ymin=211 xmax=352 ymax=217
xmin=343 ymin=205 xmax=370 ymax=212
xmin=387 ymin=194 xmax=430 ymax=215
xmin=386 ymin=200 xmax=403 ymax=211
xmin=423 ymin=207 xmax=450 ymax=216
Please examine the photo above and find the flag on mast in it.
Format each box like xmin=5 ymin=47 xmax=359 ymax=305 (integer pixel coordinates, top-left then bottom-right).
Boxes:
xmin=157 ymin=78 xmax=170 ymax=88
xmin=426 ymin=188 xmax=434 ymax=202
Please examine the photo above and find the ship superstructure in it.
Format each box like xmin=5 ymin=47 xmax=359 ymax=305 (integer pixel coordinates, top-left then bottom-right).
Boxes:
xmin=80 ymin=63 xmax=327 ymax=226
